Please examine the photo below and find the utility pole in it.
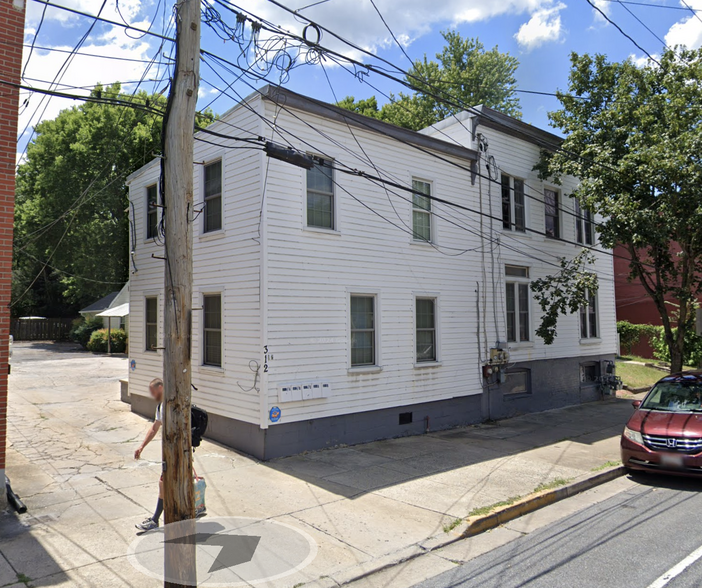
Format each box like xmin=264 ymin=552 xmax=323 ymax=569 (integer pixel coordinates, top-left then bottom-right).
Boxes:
xmin=161 ymin=0 xmax=200 ymax=586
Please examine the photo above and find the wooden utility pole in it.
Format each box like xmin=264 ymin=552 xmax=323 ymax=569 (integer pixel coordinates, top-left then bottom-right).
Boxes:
xmin=161 ymin=0 xmax=200 ymax=586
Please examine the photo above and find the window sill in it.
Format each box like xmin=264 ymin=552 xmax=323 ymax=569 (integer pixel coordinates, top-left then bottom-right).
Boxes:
xmin=143 ymin=237 xmax=157 ymax=245
xmin=348 ymin=366 xmax=382 ymax=375
xmin=198 ymin=230 xmax=225 ymax=242
xmin=579 ymin=337 xmax=602 ymax=346
xmin=409 ymin=240 xmax=435 ymax=248
xmin=304 ymin=226 xmax=340 ymax=236
xmin=502 ymin=229 xmax=529 ymax=237
xmin=199 ymin=365 xmax=225 ymax=375
xmin=503 ymin=392 xmax=532 ymax=401
xmin=508 ymin=341 xmax=534 ymax=350
xmin=414 ymin=361 xmax=442 ymax=369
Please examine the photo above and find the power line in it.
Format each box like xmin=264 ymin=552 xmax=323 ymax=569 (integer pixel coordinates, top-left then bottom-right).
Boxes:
xmin=584 ymin=0 xmax=661 ymax=64
xmin=368 ymin=0 xmax=413 ymax=66
xmin=615 ymin=0 xmax=672 ymax=51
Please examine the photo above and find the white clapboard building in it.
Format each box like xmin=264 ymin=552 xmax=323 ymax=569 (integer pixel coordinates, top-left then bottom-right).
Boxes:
xmin=125 ymin=86 xmax=617 ymax=459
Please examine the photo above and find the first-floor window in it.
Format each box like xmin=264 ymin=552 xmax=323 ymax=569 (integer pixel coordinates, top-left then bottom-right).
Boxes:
xmin=350 ymin=295 xmax=375 ymax=366
xmin=203 ymin=294 xmax=222 ymax=366
xmin=505 ymin=266 xmax=530 ymax=343
xmin=145 ymin=297 xmax=158 ymax=351
xmin=580 ymin=290 xmax=598 ymax=339
xmin=416 ymin=297 xmax=437 ymax=362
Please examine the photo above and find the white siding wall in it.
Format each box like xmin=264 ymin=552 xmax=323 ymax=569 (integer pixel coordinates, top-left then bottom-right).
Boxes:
xmin=261 ymin=101 xmax=486 ymax=424
xmin=128 ymin=96 xmax=264 ymax=424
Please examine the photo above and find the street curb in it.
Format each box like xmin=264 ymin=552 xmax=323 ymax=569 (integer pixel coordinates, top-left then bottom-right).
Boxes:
xmin=461 ymin=466 xmax=627 ymax=537
xmin=312 ymin=466 xmax=626 ymax=587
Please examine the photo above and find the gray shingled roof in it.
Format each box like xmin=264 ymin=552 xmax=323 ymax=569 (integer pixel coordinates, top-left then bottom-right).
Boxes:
xmin=79 ymin=292 xmax=119 ymax=314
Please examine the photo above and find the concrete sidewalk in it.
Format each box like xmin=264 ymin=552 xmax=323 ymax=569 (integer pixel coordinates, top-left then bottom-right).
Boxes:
xmin=1 ymin=343 xmax=633 ymax=587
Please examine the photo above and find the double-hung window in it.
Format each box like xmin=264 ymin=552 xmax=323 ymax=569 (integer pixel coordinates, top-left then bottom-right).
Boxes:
xmin=505 ymin=266 xmax=530 ymax=343
xmin=350 ymin=295 xmax=376 ymax=367
xmin=501 ymin=175 xmax=525 ymax=232
xmin=145 ymin=297 xmax=158 ymax=351
xmin=574 ymin=199 xmax=594 ymax=245
xmin=580 ymin=289 xmax=598 ymax=339
xmin=412 ymin=179 xmax=432 ymax=242
xmin=146 ymin=184 xmax=158 ymax=240
xmin=203 ymin=294 xmax=222 ymax=367
xmin=307 ymin=158 xmax=335 ymax=229
xmin=204 ymin=160 xmax=222 ymax=233
xmin=544 ymin=188 xmax=560 ymax=239
xmin=416 ymin=298 xmax=437 ymax=363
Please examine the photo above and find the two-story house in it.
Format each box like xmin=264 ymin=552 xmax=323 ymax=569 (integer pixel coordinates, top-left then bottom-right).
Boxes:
xmin=125 ymin=86 xmax=617 ymax=460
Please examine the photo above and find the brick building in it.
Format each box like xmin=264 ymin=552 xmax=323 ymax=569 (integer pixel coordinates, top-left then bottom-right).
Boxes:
xmin=0 ymin=0 xmax=26 ymax=508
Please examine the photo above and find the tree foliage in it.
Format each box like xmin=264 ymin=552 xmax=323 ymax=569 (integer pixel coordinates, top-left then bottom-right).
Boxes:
xmin=13 ymin=84 xmax=213 ymax=317
xmin=338 ymin=32 xmax=521 ymax=131
xmin=537 ymin=48 xmax=702 ymax=372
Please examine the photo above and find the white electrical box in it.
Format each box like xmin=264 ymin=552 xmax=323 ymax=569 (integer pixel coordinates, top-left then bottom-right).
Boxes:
xmin=291 ymin=384 xmax=303 ymax=402
xmin=278 ymin=385 xmax=292 ymax=403
xmin=311 ymin=382 xmax=322 ymax=399
xmin=321 ymin=382 xmax=332 ymax=397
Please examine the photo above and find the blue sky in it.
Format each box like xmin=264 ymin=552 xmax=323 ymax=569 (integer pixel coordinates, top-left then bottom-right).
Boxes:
xmin=19 ymin=0 xmax=702 ymax=157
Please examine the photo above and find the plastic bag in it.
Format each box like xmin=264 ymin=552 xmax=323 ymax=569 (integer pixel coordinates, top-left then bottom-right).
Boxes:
xmin=194 ymin=476 xmax=206 ymax=512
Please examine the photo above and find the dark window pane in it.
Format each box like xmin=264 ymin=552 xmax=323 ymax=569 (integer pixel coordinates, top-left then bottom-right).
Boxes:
xmin=502 ymin=175 xmax=511 ymax=230
xmin=416 ymin=298 xmax=436 ymax=362
xmin=351 ymin=296 xmax=375 ymax=366
xmin=514 ymin=179 xmax=525 ymax=232
xmin=588 ymin=295 xmax=598 ymax=338
xmin=506 ymin=283 xmax=516 ymax=342
xmin=307 ymin=160 xmax=333 ymax=193
xmin=545 ymin=189 xmax=559 ymax=238
xmin=203 ymin=294 xmax=222 ymax=367
xmin=416 ymin=329 xmax=436 ymax=362
xmin=580 ymin=304 xmax=588 ymax=339
xmin=584 ymin=210 xmax=594 ymax=245
xmin=412 ymin=210 xmax=431 ymax=241
xmin=505 ymin=370 xmax=530 ymax=395
xmin=575 ymin=199 xmax=583 ymax=244
xmin=204 ymin=295 xmax=221 ymax=330
xmin=204 ymin=161 xmax=222 ymax=233
xmin=519 ymin=284 xmax=529 ymax=341
xmin=204 ymin=195 xmax=222 ymax=233
xmin=307 ymin=192 xmax=333 ymax=229
xmin=145 ymin=297 xmax=158 ymax=351
xmin=204 ymin=161 xmax=222 ymax=198
xmin=416 ymin=299 xmax=435 ymax=329
xmin=204 ymin=331 xmax=222 ymax=367
xmin=147 ymin=185 xmax=158 ymax=239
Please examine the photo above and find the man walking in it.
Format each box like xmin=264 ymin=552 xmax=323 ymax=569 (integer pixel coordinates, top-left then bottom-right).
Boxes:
xmin=134 ymin=377 xmax=165 ymax=532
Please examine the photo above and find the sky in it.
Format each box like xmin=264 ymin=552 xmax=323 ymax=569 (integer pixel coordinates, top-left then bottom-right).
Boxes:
xmin=18 ymin=0 xmax=702 ymax=159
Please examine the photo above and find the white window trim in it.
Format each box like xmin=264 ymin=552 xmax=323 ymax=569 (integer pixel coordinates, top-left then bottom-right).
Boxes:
xmin=347 ymin=290 xmax=381 ymax=373
xmin=201 ymin=156 xmax=225 ymax=236
xmin=200 ymin=289 xmax=225 ymax=371
xmin=505 ymin=266 xmax=532 ymax=345
xmin=304 ymin=154 xmax=339 ymax=234
xmin=414 ymin=293 xmax=441 ymax=368
xmin=501 ymin=173 xmax=528 ymax=234
xmin=579 ymin=288 xmax=600 ymax=344
xmin=410 ymin=177 xmax=435 ymax=245
xmin=144 ymin=294 xmax=159 ymax=353
xmin=145 ymin=184 xmax=159 ymax=243
xmin=544 ymin=186 xmax=561 ymax=240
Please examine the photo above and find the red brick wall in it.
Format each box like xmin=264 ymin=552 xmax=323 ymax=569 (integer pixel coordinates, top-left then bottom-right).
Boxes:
xmin=0 ymin=0 xmax=26 ymax=474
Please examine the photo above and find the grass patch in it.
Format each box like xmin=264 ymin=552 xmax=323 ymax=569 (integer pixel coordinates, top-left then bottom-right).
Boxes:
xmin=591 ymin=460 xmax=621 ymax=472
xmin=533 ymin=477 xmax=572 ymax=494
xmin=467 ymin=496 xmax=523 ymax=518
xmin=616 ymin=361 xmax=664 ymax=389
xmin=16 ymin=573 xmax=33 ymax=586
xmin=442 ymin=518 xmax=463 ymax=533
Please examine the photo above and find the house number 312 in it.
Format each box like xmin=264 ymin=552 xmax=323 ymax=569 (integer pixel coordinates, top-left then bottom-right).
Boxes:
xmin=263 ymin=345 xmax=273 ymax=373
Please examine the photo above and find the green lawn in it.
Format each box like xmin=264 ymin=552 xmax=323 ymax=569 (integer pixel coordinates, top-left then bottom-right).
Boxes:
xmin=616 ymin=361 xmax=665 ymax=390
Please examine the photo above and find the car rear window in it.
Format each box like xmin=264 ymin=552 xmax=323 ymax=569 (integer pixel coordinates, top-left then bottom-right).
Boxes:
xmin=642 ymin=377 xmax=702 ymax=412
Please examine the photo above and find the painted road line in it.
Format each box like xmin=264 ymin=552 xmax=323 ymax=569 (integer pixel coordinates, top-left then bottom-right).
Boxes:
xmin=647 ymin=544 xmax=702 ymax=588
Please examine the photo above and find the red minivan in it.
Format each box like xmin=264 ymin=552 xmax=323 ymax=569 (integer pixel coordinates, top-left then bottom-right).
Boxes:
xmin=621 ymin=372 xmax=702 ymax=475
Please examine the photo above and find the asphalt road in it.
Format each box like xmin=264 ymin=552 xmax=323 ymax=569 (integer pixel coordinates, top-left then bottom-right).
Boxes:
xmin=415 ymin=474 xmax=702 ymax=588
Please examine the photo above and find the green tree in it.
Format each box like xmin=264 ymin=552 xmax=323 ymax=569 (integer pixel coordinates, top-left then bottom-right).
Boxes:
xmin=339 ymin=32 xmax=521 ymax=130
xmin=535 ymin=48 xmax=702 ymax=373
xmin=13 ymin=84 xmax=213 ymax=317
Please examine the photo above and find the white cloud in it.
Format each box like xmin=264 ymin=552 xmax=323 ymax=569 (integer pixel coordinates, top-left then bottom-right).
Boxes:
xmin=665 ymin=0 xmax=702 ymax=49
xmin=514 ymin=2 xmax=566 ymax=50
xmin=234 ymin=0 xmax=563 ymax=59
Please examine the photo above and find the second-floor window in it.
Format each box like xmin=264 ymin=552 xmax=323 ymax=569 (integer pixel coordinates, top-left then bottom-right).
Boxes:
xmin=204 ymin=160 xmax=222 ymax=233
xmin=580 ymin=290 xmax=598 ymax=339
xmin=412 ymin=179 xmax=432 ymax=242
xmin=574 ymin=199 xmax=594 ymax=245
xmin=505 ymin=265 xmax=530 ymax=343
xmin=544 ymin=188 xmax=560 ymax=239
xmin=307 ymin=158 xmax=334 ymax=229
xmin=146 ymin=184 xmax=158 ymax=239
xmin=501 ymin=175 xmax=525 ymax=232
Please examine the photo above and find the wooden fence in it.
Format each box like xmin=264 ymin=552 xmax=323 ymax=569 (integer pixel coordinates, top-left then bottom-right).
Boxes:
xmin=11 ymin=318 xmax=75 ymax=341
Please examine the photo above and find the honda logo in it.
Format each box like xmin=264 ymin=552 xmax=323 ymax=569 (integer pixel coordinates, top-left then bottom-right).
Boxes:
xmin=667 ymin=438 xmax=677 ymax=448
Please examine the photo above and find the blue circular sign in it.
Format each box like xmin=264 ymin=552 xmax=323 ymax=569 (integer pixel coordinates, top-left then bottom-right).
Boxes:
xmin=130 ymin=359 xmax=137 ymax=371
xmin=269 ymin=406 xmax=281 ymax=423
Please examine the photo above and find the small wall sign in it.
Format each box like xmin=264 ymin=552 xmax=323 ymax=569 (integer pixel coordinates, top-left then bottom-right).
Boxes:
xmin=269 ymin=406 xmax=281 ymax=423
xmin=130 ymin=359 xmax=137 ymax=371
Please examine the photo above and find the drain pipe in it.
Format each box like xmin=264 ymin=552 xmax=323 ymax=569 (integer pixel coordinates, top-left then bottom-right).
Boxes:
xmin=5 ymin=476 xmax=27 ymax=513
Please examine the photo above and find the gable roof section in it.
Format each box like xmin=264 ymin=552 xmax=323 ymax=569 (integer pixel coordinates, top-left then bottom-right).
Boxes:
xmin=80 ymin=291 xmax=119 ymax=314
xmin=472 ymin=105 xmax=563 ymax=151
xmin=260 ymin=85 xmax=479 ymax=163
